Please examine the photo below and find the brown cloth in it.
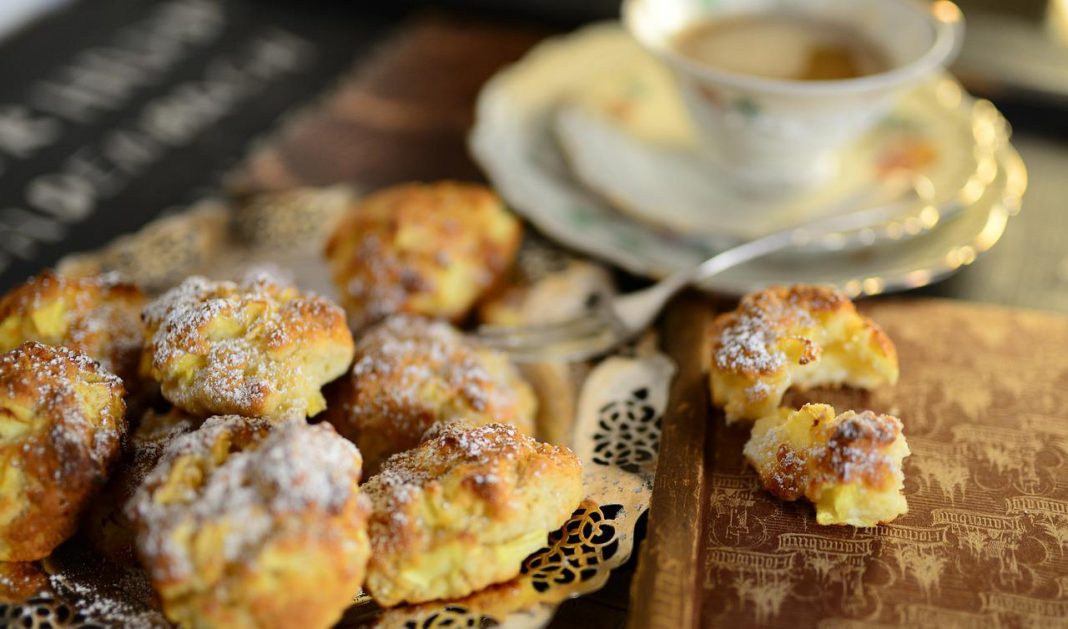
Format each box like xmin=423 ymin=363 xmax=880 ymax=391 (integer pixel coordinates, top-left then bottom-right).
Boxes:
xmin=633 ymin=297 xmax=1068 ymax=628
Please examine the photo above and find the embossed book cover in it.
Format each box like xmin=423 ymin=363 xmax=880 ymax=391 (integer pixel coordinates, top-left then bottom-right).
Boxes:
xmin=633 ymin=298 xmax=1068 ymax=628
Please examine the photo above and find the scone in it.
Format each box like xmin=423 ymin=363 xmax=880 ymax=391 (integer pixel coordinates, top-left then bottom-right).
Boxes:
xmin=0 ymin=342 xmax=126 ymax=561
xmin=363 ymin=422 xmax=583 ymax=606
xmin=127 ymin=415 xmax=371 ymax=629
xmin=743 ymin=403 xmax=909 ymax=526
xmin=0 ymin=270 xmax=145 ymax=385
xmin=709 ymin=285 xmax=898 ymax=423
xmin=84 ymin=407 xmax=199 ymax=563
xmin=322 ymin=315 xmax=536 ymax=475
xmin=141 ymin=273 xmax=354 ymax=420
xmin=324 ymin=181 xmax=522 ymax=329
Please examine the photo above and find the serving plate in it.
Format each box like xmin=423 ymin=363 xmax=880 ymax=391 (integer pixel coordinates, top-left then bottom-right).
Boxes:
xmin=553 ymin=31 xmax=1001 ymax=247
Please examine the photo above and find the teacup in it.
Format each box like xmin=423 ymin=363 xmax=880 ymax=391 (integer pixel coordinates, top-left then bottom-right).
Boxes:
xmin=622 ymin=0 xmax=963 ymax=193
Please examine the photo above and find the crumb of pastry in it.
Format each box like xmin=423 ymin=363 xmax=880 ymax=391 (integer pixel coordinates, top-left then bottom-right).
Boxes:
xmin=322 ymin=315 xmax=536 ymax=475
xmin=708 ymin=285 xmax=898 ymax=423
xmin=0 ymin=270 xmax=146 ymax=386
xmin=0 ymin=342 xmax=126 ymax=561
xmin=324 ymin=181 xmax=522 ymax=330
xmin=363 ymin=421 xmax=583 ymax=606
xmin=127 ymin=415 xmax=370 ymax=629
xmin=744 ymin=403 xmax=909 ymax=526
xmin=141 ymin=273 xmax=354 ymax=420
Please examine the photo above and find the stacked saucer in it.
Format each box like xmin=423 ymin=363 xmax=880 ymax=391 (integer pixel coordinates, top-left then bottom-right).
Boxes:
xmin=469 ymin=24 xmax=1026 ymax=296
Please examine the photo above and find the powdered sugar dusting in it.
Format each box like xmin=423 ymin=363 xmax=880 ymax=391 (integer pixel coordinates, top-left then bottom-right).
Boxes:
xmin=745 ymin=406 xmax=905 ymax=502
xmin=712 ymin=287 xmax=834 ymax=375
xmin=340 ymin=316 xmax=532 ymax=453
xmin=363 ymin=420 xmax=583 ymax=579
xmin=351 ymin=316 xmax=499 ymax=412
xmin=128 ymin=415 xmax=364 ymax=583
xmin=715 ymin=311 xmax=790 ymax=374
xmin=0 ymin=270 xmax=145 ymax=383
xmin=142 ymin=274 xmax=352 ymax=418
xmin=46 ymin=554 xmax=167 ymax=629
xmin=819 ymin=410 xmax=903 ymax=485
xmin=424 ymin=421 xmax=522 ymax=462
xmin=744 ymin=380 xmax=773 ymax=401
xmin=1 ymin=341 xmax=125 ymax=466
xmin=368 ymin=422 xmax=524 ymax=502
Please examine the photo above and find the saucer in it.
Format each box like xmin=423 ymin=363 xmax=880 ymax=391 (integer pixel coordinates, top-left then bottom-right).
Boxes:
xmin=554 ymin=34 xmax=1004 ymax=249
xmin=469 ymin=23 xmax=1027 ymax=296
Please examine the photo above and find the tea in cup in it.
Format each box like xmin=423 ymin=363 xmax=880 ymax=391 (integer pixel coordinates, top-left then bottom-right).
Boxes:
xmin=623 ymin=0 xmax=963 ymax=192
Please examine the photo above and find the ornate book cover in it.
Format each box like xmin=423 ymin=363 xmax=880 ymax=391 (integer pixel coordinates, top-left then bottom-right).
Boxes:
xmin=633 ymin=297 xmax=1068 ymax=628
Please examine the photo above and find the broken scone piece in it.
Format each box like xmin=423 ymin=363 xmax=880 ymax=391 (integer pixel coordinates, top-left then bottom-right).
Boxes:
xmin=709 ymin=285 xmax=898 ymax=423
xmin=744 ymin=403 xmax=909 ymax=526
xmin=363 ymin=422 xmax=583 ymax=606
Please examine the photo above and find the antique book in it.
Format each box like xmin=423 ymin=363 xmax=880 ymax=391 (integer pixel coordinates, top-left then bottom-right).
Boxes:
xmin=633 ymin=297 xmax=1068 ymax=628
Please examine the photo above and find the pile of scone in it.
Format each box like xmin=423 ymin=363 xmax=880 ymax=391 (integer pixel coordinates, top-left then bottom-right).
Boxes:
xmin=0 ymin=182 xmax=585 ymax=628
xmin=706 ymin=284 xmax=910 ymax=527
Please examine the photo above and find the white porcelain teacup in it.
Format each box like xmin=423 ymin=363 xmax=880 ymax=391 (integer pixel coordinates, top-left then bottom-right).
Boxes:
xmin=623 ymin=0 xmax=963 ymax=193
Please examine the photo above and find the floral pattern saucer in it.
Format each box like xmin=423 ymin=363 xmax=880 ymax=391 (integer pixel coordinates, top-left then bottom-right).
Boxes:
xmin=469 ymin=23 xmax=1026 ymax=296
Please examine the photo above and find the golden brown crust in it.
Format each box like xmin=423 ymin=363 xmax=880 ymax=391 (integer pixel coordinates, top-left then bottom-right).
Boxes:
xmin=0 ymin=270 xmax=146 ymax=386
xmin=0 ymin=342 xmax=126 ymax=561
xmin=141 ymin=273 xmax=355 ymax=420
xmin=324 ymin=181 xmax=522 ymax=329
xmin=744 ymin=403 xmax=910 ymax=526
xmin=127 ymin=415 xmax=370 ymax=629
xmin=708 ymin=285 xmax=898 ymax=422
xmin=322 ymin=316 xmax=536 ymax=475
xmin=363 ymin=421 xmax=583 ymax=606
